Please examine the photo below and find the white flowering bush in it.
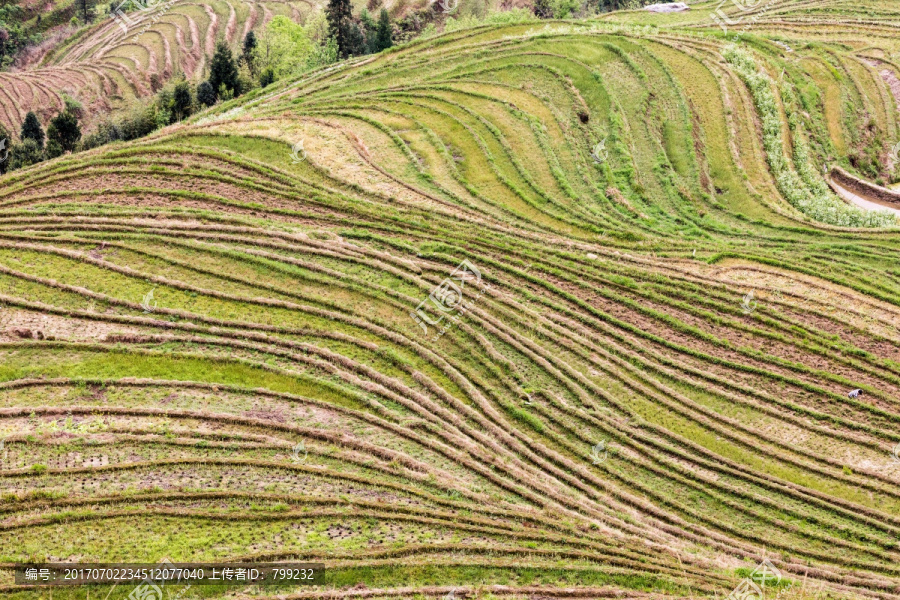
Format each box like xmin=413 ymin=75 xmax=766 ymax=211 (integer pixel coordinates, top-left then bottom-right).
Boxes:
xmin=723 ymin=45 xmax=896 ymax=228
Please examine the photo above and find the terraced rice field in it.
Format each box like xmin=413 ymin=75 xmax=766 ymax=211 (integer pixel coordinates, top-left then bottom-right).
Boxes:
xmin=0 ymin=0 xmax=311 ymax=130
xmin=2 ymin=4 xmax=900 ymax=600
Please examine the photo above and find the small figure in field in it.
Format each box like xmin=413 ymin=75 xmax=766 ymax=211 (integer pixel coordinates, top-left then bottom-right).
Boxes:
xmin=848 ymin=389 xmax=862 ymax=399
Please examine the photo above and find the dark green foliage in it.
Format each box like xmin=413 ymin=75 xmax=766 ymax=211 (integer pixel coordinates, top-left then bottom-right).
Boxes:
xmin=208 ymin=42 xmax=240 ymax=99
xmin=326 ymin=0 xmax=353 ymax=58
xmin=346 ymin=21 xmax=366 ymax=57
xmin=119 ymin=105 xmax=157 ymax=140
xmin=360 ymin=9 xmax=377 ymax=53
xmin=8 ymin=138 xmax=43 ymax=170
xmin=20 ymin=112 xmax=44 ymax=148
xmin=374 ymin=9 xmax=392 ymax=51
xmin=172 ymin=80 xmax=193 ymax=120
xmin=45 ymin=138 xmax=63 ymax=159
xmin=241 ymin=30 xmax=257 ymax=72
xmin=80 ymin=121 xmax=123 ymax=151
xmin=533 ymin=0 xmax=554 ymax=18
xmin=259 ymin=67 xmax=275 ymax=88
xmin=197 ymin=80 xmax=216 ymax=107
xmin=47 ymin=109 xmax=81 ymax=153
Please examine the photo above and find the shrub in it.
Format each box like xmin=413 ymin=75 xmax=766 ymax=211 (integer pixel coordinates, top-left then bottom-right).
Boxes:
xmin=45 ymin=138 xmax=63 ymax=159
xmin=259 ymin=67 xmax=275 ymax=88
xmin=9 ymin=138 xmax=44 ymax=169
xmin=20 ymin=111 xmax=44 ymax=148
xmin=217 ymin=83 xmax=234 ymax=102
xmin=80 ymin=121 xmax=123 ymax=150
xmin=172 ymin=80 xmax=193 ymax=120
xmin=47 ymin=109 xmax=81 ymax=153
xmin=197 ymin=81 xmax=216 ymax=107
xmin=237 ymin=62 xmax=257 ymax=96
xmin=119 ymin=104 xmax=157 ymax=140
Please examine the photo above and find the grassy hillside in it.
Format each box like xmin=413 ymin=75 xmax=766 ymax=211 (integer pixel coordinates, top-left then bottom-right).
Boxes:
xmin=1 ymin=7 xmax=900 ymax=600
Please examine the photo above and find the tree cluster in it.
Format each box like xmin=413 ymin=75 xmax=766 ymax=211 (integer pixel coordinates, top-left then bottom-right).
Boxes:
xmin=327 ymin=0 xmax=392 ymax=59
xmin=0 ymin=100 xmax=82 ymax=174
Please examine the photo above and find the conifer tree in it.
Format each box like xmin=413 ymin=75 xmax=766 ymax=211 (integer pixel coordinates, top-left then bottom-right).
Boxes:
xmin=326 ymin=0 xmax=353 ymax=58
xmin=20 ymin=112 xmax=44 ymax=148
xmin=375 ymin=9 xmax=392 ymax=52
xmin=208 ymin=42 xmax=239 ymax=99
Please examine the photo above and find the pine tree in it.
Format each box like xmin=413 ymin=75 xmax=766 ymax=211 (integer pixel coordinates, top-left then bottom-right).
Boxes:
xmin=172 ymin=80 xmax=193 ymax=120
xmin=47 ymin=110 xmax=81 ymax=154
xmin=326 ymin=0 xmax=353 ymax=58
xmin=208 ymin=42 xmax=239 ymax=100
xmin=375 ymin=9 xmax=392 ymax=52
xmin=20 ymin=112 xmax=44 ymax=148
xmin=241 ymin=31 xmax=257 ymax=72
xmin=197 ymin=81 xmax=216 ymax=106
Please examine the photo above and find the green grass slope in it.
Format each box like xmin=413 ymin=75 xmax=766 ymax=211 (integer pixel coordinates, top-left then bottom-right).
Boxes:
xmin=1 ymin=10 xmax=900 ymax=600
